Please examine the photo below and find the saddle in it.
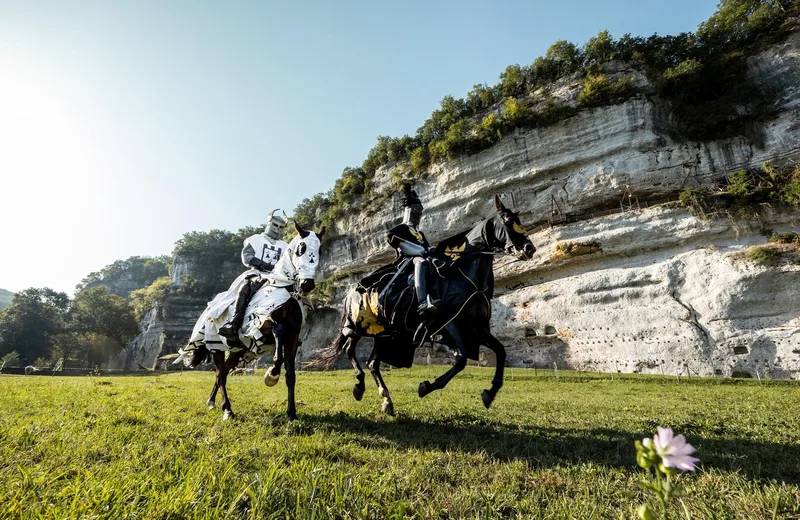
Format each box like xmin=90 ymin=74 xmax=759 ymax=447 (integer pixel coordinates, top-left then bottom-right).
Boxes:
xmin=357 ymin=261 xmax=414 ymax=326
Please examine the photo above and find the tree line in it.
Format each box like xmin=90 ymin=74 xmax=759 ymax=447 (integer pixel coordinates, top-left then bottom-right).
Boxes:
xmin=0 ymin=286 xmax=139 ymax=370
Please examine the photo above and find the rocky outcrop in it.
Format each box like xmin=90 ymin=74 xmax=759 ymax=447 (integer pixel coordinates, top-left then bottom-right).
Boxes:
xmin=115 ymin=305 xmax=164 ymax=370
xmin=303 ymin=29 xmax=800 ymax=378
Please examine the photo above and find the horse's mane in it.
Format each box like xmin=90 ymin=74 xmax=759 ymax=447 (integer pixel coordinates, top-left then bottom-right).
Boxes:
xmin=433 ymin=214 xmax=497 ymax=255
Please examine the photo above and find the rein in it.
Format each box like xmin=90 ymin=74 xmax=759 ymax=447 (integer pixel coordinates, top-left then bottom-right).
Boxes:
xmin=429 ymin=264 xmax=491 ymax=338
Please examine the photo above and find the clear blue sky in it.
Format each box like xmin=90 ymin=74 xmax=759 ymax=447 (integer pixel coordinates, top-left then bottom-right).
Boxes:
xmin=0 ymin=0 xmax=718 ymax=294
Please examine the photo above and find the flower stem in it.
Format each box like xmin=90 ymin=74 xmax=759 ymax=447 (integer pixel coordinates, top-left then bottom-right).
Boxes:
xmin=656 ymin=468 xmax=669 ymax=520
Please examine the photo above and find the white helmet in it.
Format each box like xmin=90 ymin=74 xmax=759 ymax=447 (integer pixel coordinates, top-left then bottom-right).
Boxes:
xmin=264 ymin=209 xmax=287 ymax=239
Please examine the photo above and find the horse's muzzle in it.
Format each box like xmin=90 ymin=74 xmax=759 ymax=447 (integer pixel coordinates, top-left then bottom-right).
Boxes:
xmin=298 ymin=278 xmax=316 ymax=294
xmin=513 ymin=242 xmax=536 ymax=261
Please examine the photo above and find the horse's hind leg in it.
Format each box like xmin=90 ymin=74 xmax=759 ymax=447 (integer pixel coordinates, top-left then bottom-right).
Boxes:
xmin=478 ymin=329 xmax=506 ymax=409
xmin=265 ymin=323 xmax=284 ymax=387
xmin=368 ymin=353 xmax=395 ymax=416
xmin=344 ymin=335 xmax=366 ymax=401
xmin=418 ymin=323 xmax=467 ymax=398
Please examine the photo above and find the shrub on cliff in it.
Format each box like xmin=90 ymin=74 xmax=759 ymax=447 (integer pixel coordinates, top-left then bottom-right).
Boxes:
xmin=769 ymin=231 xmax=800 ymax=244
xmin=577 ymin=74 xmax=637 ymax=108
xmin=679 ymin=162 xmax=800 ymax=219
xmin=410 ymin=146 xmax=429 ymax=176
xmin=735 ymin=241 xmax=800 ymax=266
xmin=780 ymin=166 xmax=800 ymax=205
xmin=678 ymin=188 xmax=716 ymax=217
xmin=547 ymin=241 xmax=602 ymax=262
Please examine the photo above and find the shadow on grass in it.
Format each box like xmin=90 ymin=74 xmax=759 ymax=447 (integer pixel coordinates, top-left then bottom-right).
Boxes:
xmin=304 ymin=412 xmax=800 ymax=484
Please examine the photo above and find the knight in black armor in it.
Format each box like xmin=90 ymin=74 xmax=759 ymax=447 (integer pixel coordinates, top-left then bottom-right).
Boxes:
xmin=218 ymin=210 xmax=288 ymax=341
xmin=387 ymin=184 xmax=440 ymax=317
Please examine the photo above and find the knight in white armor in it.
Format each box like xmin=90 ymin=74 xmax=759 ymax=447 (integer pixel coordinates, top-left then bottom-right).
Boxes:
xmin=218 ymin=210 xmax=289 ymax=341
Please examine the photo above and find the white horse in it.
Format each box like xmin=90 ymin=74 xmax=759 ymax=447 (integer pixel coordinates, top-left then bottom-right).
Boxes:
xmin=177 ymin=222 xmax=325 ymax=422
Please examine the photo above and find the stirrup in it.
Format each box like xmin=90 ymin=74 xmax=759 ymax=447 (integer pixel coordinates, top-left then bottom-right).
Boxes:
xmin=413 ymin=323 xmax=429 ymax=346
xmin=417 ymin=296 xmax=440 ymax=316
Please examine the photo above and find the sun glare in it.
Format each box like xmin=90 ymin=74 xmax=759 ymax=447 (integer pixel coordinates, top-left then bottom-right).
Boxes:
xmin=0 ymin=56 xmax=104 ymax=292
xmin=0 ymin=60 xmax=95 ymax=191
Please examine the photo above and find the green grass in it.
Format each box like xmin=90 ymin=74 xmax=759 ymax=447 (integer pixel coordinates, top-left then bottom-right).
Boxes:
xmin=1 ymin=368 xmax=799 ymax=519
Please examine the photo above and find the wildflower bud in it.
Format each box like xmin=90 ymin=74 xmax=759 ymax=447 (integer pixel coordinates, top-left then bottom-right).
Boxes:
xmin=637 ymin=504 xmax=657 ymax=520
xmin=636 ymin=451 xmax=652 ymax=470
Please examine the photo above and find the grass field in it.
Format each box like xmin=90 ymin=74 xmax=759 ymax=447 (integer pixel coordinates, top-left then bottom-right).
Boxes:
xmin=2 ymin=367 xmax=799 ymax=519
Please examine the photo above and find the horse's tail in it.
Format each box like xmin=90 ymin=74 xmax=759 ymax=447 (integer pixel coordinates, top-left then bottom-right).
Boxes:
xmin=312 ymin=290 xmax=359 ymax=370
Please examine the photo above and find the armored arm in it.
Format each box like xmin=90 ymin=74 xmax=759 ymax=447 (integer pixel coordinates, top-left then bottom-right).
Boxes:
xmin=397 ymin=240 xmax=427 ymax=257
xmin=241 ymin=242 xmax=256 ymax=266
xmin=242 ymin=241 xmax=270 ymax=271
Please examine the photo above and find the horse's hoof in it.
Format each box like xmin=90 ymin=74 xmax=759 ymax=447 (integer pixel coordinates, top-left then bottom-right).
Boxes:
xmin=206 ymin=399 xmax=216 ymax=410
xmin=418 ymin=380 xmax=433 ymax=398
xmin=481 ymin=389 xmax=495 ymax=409
xmin=382 ymin=400 xmax=395 ymax=417
xmin=222 ymin=410 xmax=235 ymax=421
xmin=288 ymin=417 xmax=299 ymax=425
xmin=264 ymin=368 xmax=279 ymax=387
xmin=353 ymin=384 xmax=365 ymax=401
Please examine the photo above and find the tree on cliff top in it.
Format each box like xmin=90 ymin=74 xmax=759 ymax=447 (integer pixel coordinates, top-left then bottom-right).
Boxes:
xmin=75 ymin=256 xmax=170 ymax=297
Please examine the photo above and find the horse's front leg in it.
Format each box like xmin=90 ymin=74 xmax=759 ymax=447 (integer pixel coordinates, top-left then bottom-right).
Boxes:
xmin=418 ymin=323 xmax=467 ymax=398
xmin=368 ymin=354 xmax=395 ymax=416
xmin=478 ymin=329 xmax=506 ymax=409
xmin=212 ymin=351 xmax=236 ymax=420
xmin=264 ymin=323 xmax=283 ymax=387
xmin=207 ymin=381 xmax=219 ymax=410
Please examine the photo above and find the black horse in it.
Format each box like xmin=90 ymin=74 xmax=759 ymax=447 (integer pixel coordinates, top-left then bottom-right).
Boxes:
xmin=321 ymin=195 xmax=535 ymax=415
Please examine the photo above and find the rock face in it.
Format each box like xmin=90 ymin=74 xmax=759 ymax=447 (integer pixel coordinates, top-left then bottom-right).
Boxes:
xmin=116 ymin=305 xmax=164 ymax=369
xmin=303 ymin=29 xmax=800 ymax=378
xmin=490 ymin=207 xmax=800 ymax=378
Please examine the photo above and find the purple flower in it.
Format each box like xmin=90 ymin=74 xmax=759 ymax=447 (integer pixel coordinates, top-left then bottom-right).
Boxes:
xmin=643 ymin=427 xmax=699 ymax=471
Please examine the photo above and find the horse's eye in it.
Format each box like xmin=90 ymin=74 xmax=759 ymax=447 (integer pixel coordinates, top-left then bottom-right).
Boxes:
xmin=295 ymin=242 xmax=307 ymax=256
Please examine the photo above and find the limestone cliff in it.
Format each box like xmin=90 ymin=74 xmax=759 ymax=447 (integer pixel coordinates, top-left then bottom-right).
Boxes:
xmin=303 ymin=29 xmax=800 ymax=378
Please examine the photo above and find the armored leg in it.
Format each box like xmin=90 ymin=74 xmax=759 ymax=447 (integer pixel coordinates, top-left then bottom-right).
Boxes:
xmin=414 ymin=258 xmax=439 ymax=316
xmin=219 ymin=278 xmax=266 ymax=340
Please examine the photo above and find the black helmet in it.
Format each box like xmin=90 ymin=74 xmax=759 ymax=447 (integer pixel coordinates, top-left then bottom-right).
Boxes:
xmin=402 ymin=184 xmax=423 ymax=226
